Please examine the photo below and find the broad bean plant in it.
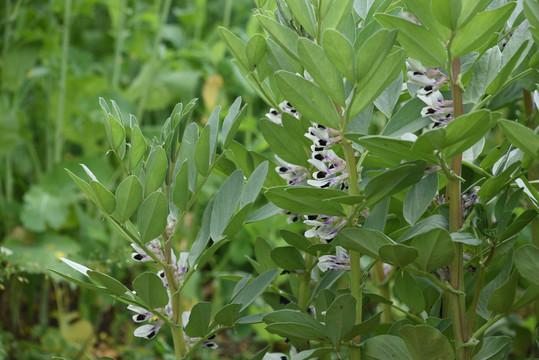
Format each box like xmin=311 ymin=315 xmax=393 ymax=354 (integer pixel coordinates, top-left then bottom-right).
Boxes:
xmin=55 ymin=0 xmax=539 ymax=359
xmin=220 ymin=0 xmax=539 ymax=359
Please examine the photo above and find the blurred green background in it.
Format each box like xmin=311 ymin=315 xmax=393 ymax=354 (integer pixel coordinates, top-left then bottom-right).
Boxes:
xmin=0 ymin=0 xmax=285 ymax=358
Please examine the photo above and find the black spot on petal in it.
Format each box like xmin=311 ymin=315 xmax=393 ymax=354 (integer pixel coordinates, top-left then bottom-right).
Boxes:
xmin=133 ymin=254 xmax=144 ymax=261
xmin=318 ymin=139 xmax=327 ymax=146
xmin=314 ymin=154 xmax=324 ymax=161
xmin=146 ymin=331 xmax=156 ymax=339
xmin=316 ymin=171 xmax=327 ymax=179
xmin=307 ymin=215 xmax=317 ymax=220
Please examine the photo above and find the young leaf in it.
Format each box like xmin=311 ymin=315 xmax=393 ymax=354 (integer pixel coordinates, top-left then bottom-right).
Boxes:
xmin=255 ymin=15 xmax=300 ymax=60
xmin=320 ymin=0 xmax=354 ymax=35
xmin=274 ymin=71 xmax=342 ymax=129
xmin=232 ymin=269 xmax=279 ymax=311
xmin=132 ymin=272 xmax=169 ymax=309
xmin=185 ymin=302 xmax=212 ymax=338
xmin=400 ymin=325 xmax=454 ymax=360
xmin=241 ymin=161 xmax=268 ymax=208
xmin=260 ymin=119 xmax=308 ymax=167
xmin=451 ymin=3 xmax=517 ymax=58
xmin=378 ymin=244 xmax=419 ymax=268
xmin=195 ymin=125 xmax=211 ymax=176
xmin=350 ymin=135 xmax=436 ymax=166
xmin=143 ymin=145 xmax=168 ymax=195
xmin=207 ymin=106 xmax=220 ymax=163
xmin=265 ymin=186 xmax=346 ymax=216
xmin=403 ymin=173 xmax=438 ymax=226
xmin=179 ymin=123 xmax=199 ymax=191
xmin=172 ymin=160 xmax=190 ymax=213
xmin=431 ymin=0 xmax=461 ymax=30
xmin=487 ymin=270 xmax=519 ymax=313
xmin=211 ymin=170 xmax=244 ymax=242
xmin=214 ymin=303 xmax=242 ymax=326
xmin=297 ymin=38 xmax=346 ymax=106
xmin=322 ymin=29 xmax=355 ymax=81
xmin=463 ymin=47 xmax=502 ymax=104
xmin=246 ymin=34 xmax=267 ymax=70
xmin=411 ymin=228 xmax=455 ymax=272
xmin=337 ymin=227 xmax=393 ymax=260
xmin=286 ymin=0 xmax=317 ymax=37
xmin=219 ymin=27 xmax=249 ymax=69
xmin=90 ymin=181 xmax=116 ymax=215
xmin=222 ymin=97 xmax=247 ymax=148
xmin=129 ymin=125 xmax=147 ymax=170
xmin=137 ymin=191 xmax=167 ymax=242
xmin=114 ymin=175 xmax=143 ymax=222
xmin=375 ymin=14 xmax=447 ymax=66
xmin=88 ymin=271 xmax=130 ymax=297
xmin=355 ymin=29 xmax=398 ymax=85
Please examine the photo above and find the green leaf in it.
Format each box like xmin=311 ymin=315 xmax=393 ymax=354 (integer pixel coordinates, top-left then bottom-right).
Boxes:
xmin=378 ymin=244 xmax=419 ymax=268
xmin=275 ymin=71 xmax=341 ymax=129
xmin=240 ymin=162 xmax=267 ymax=209
xmin=114 ymin=175 xmax=143 ymax=222
xmin=232 ymin=269 xmax=279 ymax=311
xmin=458 ymin=0 xmax=492 ymax=28
xmin=211 ymin=170 xmax=244 ymax=242
xmin=214 ymin=303 xmax=242 ymax=326
xmin=488 ymin=270 xmax=519 ymax=313
xmin=264 ymin=310 xmax=328 ymax=341
xmin=431 ymin=0 xmax=461 ymax=30
xmin=411 ymin=228 xmax=455 ymax=272
xmin=222 ymin=204 xmax=253 ymax=240
xmin=260 ymin=119 xmax=308 ymax=167
xmin=374 ymin=72 xmax=403 ymax=118
xmin=394 ymin=270 xmax=425 ymax=313
xmin=477 ymin=161 xmax=520 ymax=199
xmin=348 ymin=49 xmax=406 ymax=118
xmin=90 ymin=181 xmax=117 ymax=215
xmin=356 ymin=29 xmax=398 ymax=85
xmin=286 ymin=0 xmax=317 ymax=37
xmin=451 ymin=232 xmax=482 ymax=246
xmin=375 ymin=14 xmax=447 ymax=66
xmin=337 ymin=227 xmax=393 ymax=260
xmin=444 ymin=110 xmax=493 ymax=158
xmin=137 ymin=191 xmax=167 ymax=242
xmin=322 ymin=29 xmax=355 ymax=81
xmin=402 ymin=0 xmax=450 ymax=41
xmin=500 ymin=209 xmax=537 ymax=241
xmin=471 ymin=336 xmax=512 ymax=360
xmin=451 ymin=3 xmax=517 ymax=58
xmin=222 ymin=96 xmax=247 ymax=148
xmin=104 ymin=113 xmax=125 ymax=151
xmin=246 ymin=34 xmax=267 ymax=70
xmin=397 ymin=214 xmax=448 ymax=243
xmin=363 ymin=335 xmax=412 ymax=360
xmin=249 ymin=346 xmax=270 ymax=360
xmin=20 ymin=185 xmax=71 ymax=232
xmin=325 ymin=294 xmax=356 ymax=347
xmin=129 ymin=125 xmax=147 ymax=170
xmin=195 ymin=125 xmax=211 ymax=176
xmin=143 ymin=146 xmax=168 ymax=195
xmin=524 ymin=0 xmax=539 ymax=29
xmin=365 ymin=160 xmax=427 ymax=206
xmin=498 ymin=119 xmax=539 ymax=157
xmin=179 ymin=123 xmax=199 ymax=191
xmin=343 ymin=311 xmax=382 ymax=340
xmin=185 ymin=302 xmax=212 ymax=337
xmin=281 ymin=230 xmax=316 ymax=255
xmin=320 ymin=0 xmax=353 ymax=35
xmin=49 ymin=269 xmax=106 ymax=293
xmin=403 ymin=173 xmax=438 ymax=226
xmin=271 ymin=246 xmax=306 ymax=271
xmin=172 ymin=161 xmax=190 ymax=213
xmin=219 ymin=27 xmax=249 ymax=69
xmin=188 ymin=198 xmax=214 ymax=266
xmin=88 ymin=271 xmax=130 ymax=297
xmin=400 ymin=325 xmax=454 ymax=360
xmin=291 ymin=348 xmax=334 ymax=360
xmin=132 ymin=272 xmax=169 ymax=309
xmin=297 ymin=38 xmax=346 ymax=106
xmin=383 ymin=97 xmax=431 ymax=137
xmin=515 ymin=244 xmax=539 ymax=286
xmin=265 ymin=186 xmax=346 ymax=216
xmin=256 ymin=15 xmax=300 ymax=60
xmin=477 ymin=251 xmax=513 ymax=319
xmin=464 ymin=47 xmax=502 ymax=103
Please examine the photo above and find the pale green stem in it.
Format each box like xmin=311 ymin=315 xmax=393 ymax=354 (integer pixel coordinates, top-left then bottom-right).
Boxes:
xmin=298 ymin=253 xmax=314 ymax=310
xmin=342 ymin=139 xmax=362 ymax=360
xmin=467 ymin=246 xmax=496 ymax=335
xmin=447 ymin=56 xmax=470 ymax=360
xmin=54 ymin=0 xmax=72 ymax=164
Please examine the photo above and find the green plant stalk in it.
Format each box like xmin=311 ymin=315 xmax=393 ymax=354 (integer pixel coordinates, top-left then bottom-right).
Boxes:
xmin=111 ymin=0 xmax=126 ymax=89
xmin=342 ymin=139 xmax=362 ymax=359
xmin=471 ymin=312 xmax=505 ymax=340
xmin=162 ymin=230 xmax=186 ymax=359
xmin=467 ymin=246 xmax=496 ymax=335
xmin=447 ymin=56 xmax=469 ymax=360
xmin=407 ymin=267 xmax=464 ymax=295
xmin=136 ymin=0 xmax=172 ymax=121
xmin=54 ymin=0 xmax=72 ymax=164
xmin=298 ymin=253 xmax=314 ymax=310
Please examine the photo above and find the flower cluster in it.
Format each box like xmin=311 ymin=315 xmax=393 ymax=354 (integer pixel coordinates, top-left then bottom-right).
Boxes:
xmin=317 ymin=246 xmax=350 ymax=272
xmin=182 ymin=311 xmax=218 ymax=349
xmin=131 ymin=239 xmax=164 ymax=262
xmin=265 ymin=101 xmax=301 ymax=126
xmin=156 ymin=251 xmax=189 ymax=287
xmin=407 ymin=59 xmax=452 ymax=126
xmin=304 ymin=215 xmax=347 ymax=244
xmin=128 ymin=304 xmax=169 ymax=340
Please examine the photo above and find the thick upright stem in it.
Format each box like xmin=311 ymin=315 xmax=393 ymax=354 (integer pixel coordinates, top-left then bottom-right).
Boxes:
xmin=373 ymin=262 xmax=392 ymax=323
xmin=447 ymin=57 xmax=469 ymax=360
xmin=54 ymin=0 xmax=71 ymax=164
xmin=342 ymin=139 xmax=362 ymax=359
xmin=298 ymin=253 xmax=313 ymax=310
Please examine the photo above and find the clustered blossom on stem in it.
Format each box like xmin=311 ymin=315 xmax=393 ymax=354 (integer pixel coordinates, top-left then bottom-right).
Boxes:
xmin=304 ymin=215 xmax=347 ymax=244
xmin=265 ymin=101 xmax=301 ymax=126
xmin=317 ymin=246 xmax=350 ymax=272
xmin=131 ymin=238 xmax=164 ymax=262
xmin=128 ymin=304 xmax=169 ymax=339
xmin=407 ymin=59 xmax=453 ymax=126
xmin=156 ymin=251 xmax=189 ymax=287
